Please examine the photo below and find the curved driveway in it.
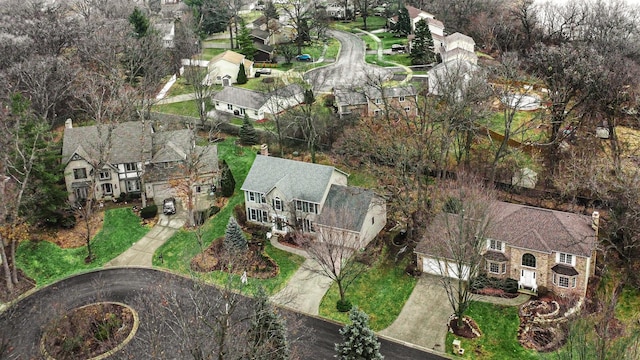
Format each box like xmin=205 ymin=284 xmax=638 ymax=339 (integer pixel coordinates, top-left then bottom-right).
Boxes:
xmin=0 ymin=268 xmax=444 ymax=360
xmin=305 ymin=30 xmax=392 ymax=93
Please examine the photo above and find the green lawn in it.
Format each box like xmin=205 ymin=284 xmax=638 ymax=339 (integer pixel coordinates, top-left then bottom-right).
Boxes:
xmin=318 ymin=254 xmax=417 ymax=331
xmin=332 ymin=16 xmax=387 ymax=32
xmin=17 ymin=208 xmax=150 ymax=285
xmin=445 ymin=301 xmax=539 ymax=359
xmin=168 ymin=77 xmax=194 ymax=97
xmin=153 ymin=101 xmax=200 ymax=117
xmin=486 ymin=111 xmax=545 ymax=143
xmin=377 ymin=32 xmax=408 ymax=49
xmin=201 ymin=48 xmax=227 ymax=60
xmin=153 ymin=138 xmax=304 ymax=295
xmin=236 ymin=77 xmax=267 ymax=91
xmin=324 ymin=38 xmax=341 ymax=60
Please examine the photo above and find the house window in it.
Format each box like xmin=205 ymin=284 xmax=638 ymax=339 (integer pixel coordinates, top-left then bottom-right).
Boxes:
xmin=249 ymin=192 xmax=256 ymax=202
xmin=254 ymin=110 xmax=259 ymax=116
xmin=489 ymin=240 xmax=503 ymax=252
xmin=126 ymin=180 xmax=140 ymax=192
xmin=73 ymin=168 xmax=87 ymax=180
xmin=295 ymin=200 xmax=317 ymax=214
xmin=227 ymin=104 xmax=233 ymax=110
xmin=558 ymin=253 xmax=573 ymax=265
xmin=299 ymin=218 xmax=315 ymax=233
xmin=74 ymin=186 xmax=88 ymax=201
xmin=99 ymin=170 xmax=111 ymax=180
xmin=374 ymin=109 xmax=381 ymax=116
xmin=487 ymin=261 xmax=506 ymax=274
xmin=404 ymin=106 xmax=411 ymax=112
xmin=399 ymin=96 xmax=405 ymax=102
xmin=522 ymin=253 xmax=536 ymax=268
xmin=239 ymin=108 xmax=245 ymax=115
xmin=196 ymin=185 xmax=202 ymax=193
xmin=375 ymin=98 xmax=381 ymax=104
xmin=101 ymin=183 xmax=113 ymax=195
xmin=125 ymin=163 xmax=137 ymax=172
xmin=372 ymin=217 xmax=375 ymax=225
xmin=273 ymin=197 xmax=283 ymax=211
xmin=216 ymin=101 xmax=220 ymax=106
xmin=249 ymin=208 xmax=268 ymax=223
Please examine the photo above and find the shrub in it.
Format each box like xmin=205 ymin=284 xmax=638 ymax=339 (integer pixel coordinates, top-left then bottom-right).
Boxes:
xmin=503 ymin=278 xmax=519 ymax=293
xmin=537 ymin=286 xmax=549 ymax=298
xmin=61 ymin=213 xmax=77 ymax=229
xmin=209 ymin=205 xmax=221 ymax=216
xmin=234 ymin=204 xmax=247 ymax=226
xmin=140 ymin=205 xmax=158 ymax=219
xmin=336 ymin=299 xmax=352 ymax=313
xmin=262 ymin=77 xmax=275 ymax=83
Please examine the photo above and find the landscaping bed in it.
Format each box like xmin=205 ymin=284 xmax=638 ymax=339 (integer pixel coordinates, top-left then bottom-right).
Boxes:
xmin=191 ymin=238 xmax=278 ymax=279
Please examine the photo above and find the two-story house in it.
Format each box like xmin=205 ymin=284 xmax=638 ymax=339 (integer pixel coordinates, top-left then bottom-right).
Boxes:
xmin=415 ymin=201 xmax=598 ymax=297
xmin=62 ymin=119 xmax=218 ymax=206
xmin=205 ymin=50 xmax=254 ymax=86
xmin=334 ymin=85 xmax=418 ymax=119
xmin=212 ymin=84 xmax=304 ymax=120
xmin=241 ymin=155 xmax=386 ymax=249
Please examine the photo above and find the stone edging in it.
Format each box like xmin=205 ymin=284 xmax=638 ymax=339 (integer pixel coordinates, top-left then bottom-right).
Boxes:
xmin=40 ymin=301 xmax=140 ymax=360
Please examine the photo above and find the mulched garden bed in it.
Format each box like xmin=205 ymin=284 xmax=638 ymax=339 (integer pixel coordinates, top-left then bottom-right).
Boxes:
xmin=448 ymin=315 xmax=482 ymax=339
xmin=0 ymin=266 xmax=36 ymax=303
xmin=473 ymin=287 xmax=520 ymax=299
xmin=42 ymin=302 xmax=136 ymax=360
xmin=191 ymin=239 xmax=279 ymax=279
xmin=518 ymin=293 xmax=580 ymax=352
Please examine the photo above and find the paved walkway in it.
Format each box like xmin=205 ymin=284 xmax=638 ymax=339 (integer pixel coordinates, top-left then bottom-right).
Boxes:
xmin=104 ymin=212 xmax=186 ymax=267
xmin=380 ymin=275 xmax=451 ymax=352
xmin=356 ymin=29 xmax=413 ymax=83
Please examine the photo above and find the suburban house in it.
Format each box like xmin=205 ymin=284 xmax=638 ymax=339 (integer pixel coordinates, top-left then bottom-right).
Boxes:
xmin=62 ymin=120 xmax=218 ymax=206
xmin=241 ymin=155 xmax=386 ymax=249
xmin=333 ymin=85 xmax=418 ymax=118
xmin=388 ymin=5 xmax=445 ymax=40
xmin=205 ymin=50 xmax=254 ymax=86
xmin=212 ymin=84 xmax=304 ymax=120
xmin=153 ymin=20 xmax=175 ymax=48
xmin=325 ymin=3 xmax=354 ymax=19
xmin=439 ymin=32 xmax=477 ymax=64
xmin=415 ymin=201 xmax=598 ymax=297
xmin=427 ymin=58 xmax=481 ymax=96
xmin=251 ymin=16 xmax=293 ymax=45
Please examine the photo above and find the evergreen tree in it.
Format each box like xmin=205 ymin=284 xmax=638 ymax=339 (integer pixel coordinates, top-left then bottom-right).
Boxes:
xmin=129 ymin=7 xmax=150 ymax=38
xmin=409 ymin=19 xmax=435 ymax=65
xmin=237 ymin=19 xmax=257 ymax=60
xmin=303 ymin=89 xmax=315 ymax=105
xmin=219 ymin=159 xmax=236 ymax=197
xmin=237 ymin=63 xmax=248 ymax=84
xmin=239 ymin=114 xmax=259 ymax=145
xmin=263 ymin=1 xmax=279 ymax=24
xmin=335 ymin=307 xmax=383 ymax=360
xmin=394 ymin=3 xmax=411 ymax=36
xmin=247 ymin=287 xmax=290 ymax=360
xmin=224 ymin=216 xmax=248 ymax=251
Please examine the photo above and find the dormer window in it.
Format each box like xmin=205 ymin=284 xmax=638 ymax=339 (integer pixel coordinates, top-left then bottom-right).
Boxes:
xmin=488 ymin=239 xmax=503 ymax=252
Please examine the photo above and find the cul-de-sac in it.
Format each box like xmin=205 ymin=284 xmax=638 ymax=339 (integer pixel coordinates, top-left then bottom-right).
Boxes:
xmin=1 ymin=0 xmax=640 ymax=358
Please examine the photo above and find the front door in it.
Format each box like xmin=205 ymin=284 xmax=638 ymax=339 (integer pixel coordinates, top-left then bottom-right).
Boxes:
xmin=520 ymin=269 xmax=537 ymax=290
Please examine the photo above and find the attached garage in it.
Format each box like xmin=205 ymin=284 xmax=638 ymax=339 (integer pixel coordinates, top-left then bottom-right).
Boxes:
xmin=420 ymin=255 xmax=470 ymax=280
xmin=149 ymin=182 xmax=175 ymax=205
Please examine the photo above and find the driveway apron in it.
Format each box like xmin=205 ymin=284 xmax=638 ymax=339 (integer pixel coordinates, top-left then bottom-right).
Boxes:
xmin=380 ymin=275 xmax=451 ymax=353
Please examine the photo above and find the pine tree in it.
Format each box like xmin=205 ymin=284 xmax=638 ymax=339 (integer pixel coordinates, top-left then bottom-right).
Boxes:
xmin=394 ymin=4 xmax=411 ymax=36
xmin=237 ymin=63 xmax=248 ymax=84
xmin=129 ymin=7 xmax=150 ymax=38
xmin=247 ymin=288 xmax=290 ymax=360
xmin=219 ymin=159 xmax=236 ymax=197
xmin=237 ymin=19 xmax=257 ymax=60
xmin=239 ymin=114 xmax=259 ymax=145
xmin=335 ymin=307 xmax=383 ymax=360
xmin=224 ymin=216 xmax=248 ymax=251
xmin=409 ymin=19 xmax=435 ymax=65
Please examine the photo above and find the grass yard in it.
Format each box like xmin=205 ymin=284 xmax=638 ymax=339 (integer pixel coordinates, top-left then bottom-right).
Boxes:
xmin=332 ymin=16 xmax=387 ymax=32
xmin=616 ymin=286 xmax=640 ymax=326
xmin=154 ymin=138 xmax=304 ymax=295
xmin=377 ymin=32 xmax=408 ymax=49
xmin=486 ymin=110 xmax=546 ymax=143
xmin=324 ymin=38 xmax=341 ymax=60
xmin=445 ymin=301 xmax=539 ymax=359
xmin=318 ymin=254 xmax=417 ymax=331
xmin=168 ymin=77 xmax=194 ymax=97
xmin=236 ymin=77 xmax=267 ymax=91
xmin=17 ymin=208 xmax=150 ymax=285
xmin=153 ymin=101 xmax=201 ymax=118
xmin=201 ymin=48 xmax=227 ymax=60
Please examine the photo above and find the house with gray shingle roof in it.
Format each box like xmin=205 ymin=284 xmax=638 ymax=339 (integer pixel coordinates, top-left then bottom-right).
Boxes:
xmin=415 ymin=201 xmax=598 ymax=297
xmin=333 ymin=85 xmax=418 ymax=119
xmin=62 ymin=120 xmax=218 ymax=206
xmin=241 ymin=155 xmax=386 ymax=248
xmin=213 ymin=84 xmax=304 ymax=120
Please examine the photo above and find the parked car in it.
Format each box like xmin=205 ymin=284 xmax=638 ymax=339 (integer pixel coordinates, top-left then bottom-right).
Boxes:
xmin=296 ymin=54 xmax=312 ymax=62
xmin=163 ymin=197 xmax=176 ymax=215
xmin=256 ymin=68 xmax=272 ymax=75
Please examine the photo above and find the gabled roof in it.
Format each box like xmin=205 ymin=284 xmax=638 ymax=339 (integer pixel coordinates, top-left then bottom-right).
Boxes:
xmin=144 ymin=144 xmax=218 ymax=183
xmin=334 ymin=85 xmax=417 ymax=106
xmin=365 ymin=84 xmax=417 ymax=99
xmin=416 ymin=201 xmax=596 ymax=259
xmin=389 ymin=5 xmax=435 ymax=23
xmin=251 ymin=29 xmax=270 ymax=40
xmin=213 ymin=86 xmax=269 ymax=110
xmin=446 ymin=32 xmax=475 ymax=46
xmin=210 ymin=50 xmax=246 ymax=66
xmin=254 ymin=42 xmax=274 ymax=54
xmin=316 ymin=184 xmax=376 ymax=232
xmin=334 ymin=87 xmax=368 ymax=106
xmin=152 ymin=129 xmax=192 ymax=163
xmin=252 ymin=15 xmax=267 ymax=27
xmin=62 ymin=121 xmax=152 ymax=165
xmin=241 ymin=155 xmax=347 ymax=203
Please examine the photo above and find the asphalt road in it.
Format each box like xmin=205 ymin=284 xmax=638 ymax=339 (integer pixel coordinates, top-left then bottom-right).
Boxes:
xmin=305 ymin=30 xmax=392 ymax=93
xmin=0 ymin=268 xmax=445 ymax=360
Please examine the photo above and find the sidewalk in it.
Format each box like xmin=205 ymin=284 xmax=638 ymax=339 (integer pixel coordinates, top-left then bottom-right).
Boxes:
xmin=474 ymin=292 xmax=531 ymax=306
xmin=104 ymin=212 xmax=186 ymax=268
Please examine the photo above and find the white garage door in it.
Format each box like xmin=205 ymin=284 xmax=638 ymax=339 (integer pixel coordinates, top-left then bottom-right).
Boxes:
xmin=152 ymin=183 xmax=175 ymax=205
xmin=422 ymin=257 xmax=470 ymax=280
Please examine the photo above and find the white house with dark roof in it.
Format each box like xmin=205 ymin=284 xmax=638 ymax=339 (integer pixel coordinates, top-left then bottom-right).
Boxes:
xmin=62 ymin=120 xmax=218 ymax=205
xmin=205 ymin=50 xmax=254 ymax=86
xmin=241 ymin=156 xmax=386 ymax=248
xmin=415 ymin=201 xmax=598 ymax=297
xmin=212 ymin=84 xmax=304 ymax=120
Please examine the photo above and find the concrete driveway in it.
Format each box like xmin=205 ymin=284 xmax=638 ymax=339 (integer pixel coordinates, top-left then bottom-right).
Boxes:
xmin=304 ymin=30 xmax=392 ymax=93
xmin=380 ymin=274 xmax=452 ymax=353
xmin=270 ymin=258 xmax=334 ymax=316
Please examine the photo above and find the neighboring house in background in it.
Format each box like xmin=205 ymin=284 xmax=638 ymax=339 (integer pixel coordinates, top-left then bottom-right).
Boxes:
xmin=212 ymin=84 xmax=304 ymax=120
xmin=250 ymin=29 xmax=275 ymax=62
xmin=388 ymin=5 xmax=444 ymax=39
xmin=415 ymin=201 xmax=598 ymax=297
xmin=153 ymin=20 xmax=175 ymax=48
xmin=326 ymin=3 xmax=354 ymax=19
xmin=205 ymin=50 xmax=254 ymax=86
xmin=333 ymin=85 xmax=418 ymax=118
xmin=241 ymin=155 xmax=386 ymax=249
xmin=62 ymin=119 xmax=218 ymax=206
xmin=439 ymin=32 xmax=477 ymax=64
xmin=427 ymin=58 xmax=480 ymax=96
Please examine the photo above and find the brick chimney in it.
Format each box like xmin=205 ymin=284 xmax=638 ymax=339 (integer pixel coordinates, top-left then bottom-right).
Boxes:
xmin=260 ymin=144 xmax=269 ymax=156
xmin=592 ymin=211 xmax=600 ymax=235
xmin=65 ymin=118 xmax=73 ymax=129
